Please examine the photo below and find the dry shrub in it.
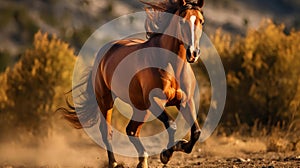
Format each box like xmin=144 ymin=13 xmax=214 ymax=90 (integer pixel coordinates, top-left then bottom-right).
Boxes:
xmin=267 ymin=137 xmax=293 ymax=152
xmin=204 ymin=20 xmax=300 ymax=137
xmin=0 ymin=31 xmax=75 ymax=141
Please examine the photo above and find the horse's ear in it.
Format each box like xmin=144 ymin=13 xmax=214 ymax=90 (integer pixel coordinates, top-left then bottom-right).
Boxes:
xmin=197 ymin=0 xmax=204 ymax=7
xmin=179 ymin=0 xmax=187 ymax=6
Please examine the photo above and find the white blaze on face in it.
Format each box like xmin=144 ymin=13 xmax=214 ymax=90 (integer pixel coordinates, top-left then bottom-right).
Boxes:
xmin=190 ymin=15 xmax=196 ymax=51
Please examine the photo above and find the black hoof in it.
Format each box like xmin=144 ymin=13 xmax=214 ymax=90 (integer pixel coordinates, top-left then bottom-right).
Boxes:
xmin=115 ymin=164 xmax=125 ymax=168
xmin=160 ymin=148 xmax=173 ymax=164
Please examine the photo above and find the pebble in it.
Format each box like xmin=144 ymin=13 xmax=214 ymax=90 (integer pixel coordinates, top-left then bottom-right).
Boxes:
xmin=233 ymin=157 xmax=249 ymax=162
xmin=262 ymin=166 xmax=274 ymax=168
xmin=238 ymin=158 xmax=247 ymax=162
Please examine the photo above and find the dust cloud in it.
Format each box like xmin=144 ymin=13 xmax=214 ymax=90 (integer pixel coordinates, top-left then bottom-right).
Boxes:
xmin=0 ymin=129 xmax=105 ymax=168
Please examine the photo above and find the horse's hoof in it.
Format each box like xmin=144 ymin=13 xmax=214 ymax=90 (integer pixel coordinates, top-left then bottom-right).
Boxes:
xmin=115 ymin=164 xmax=125 ymax=168
xmin=160 ymin=148 xmax=173 ymax=164
xmin=173 ymin=139 xmax=189 ymax=152
xmin=136 ymin=161 xmax=148 ymax=168
xmin=110 ymin=162 xmax=124 ymax=168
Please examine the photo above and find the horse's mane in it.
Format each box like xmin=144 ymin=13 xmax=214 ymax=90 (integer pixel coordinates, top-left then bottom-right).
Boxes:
xmin=141 ymin=0 xmax=202 ymax=39
xmin=141 ymin=0 xmax=180 ymax=39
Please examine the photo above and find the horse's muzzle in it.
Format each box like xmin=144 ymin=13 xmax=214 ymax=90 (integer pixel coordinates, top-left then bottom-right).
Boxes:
xmin=186 ymin=47 xmax=200 ymax=63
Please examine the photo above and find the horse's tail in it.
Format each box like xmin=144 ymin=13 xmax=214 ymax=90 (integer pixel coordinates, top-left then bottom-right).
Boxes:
xmin=57 ymin=72 xmax=99 ymax=129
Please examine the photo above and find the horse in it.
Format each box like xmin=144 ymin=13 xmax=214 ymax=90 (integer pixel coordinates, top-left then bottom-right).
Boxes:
xmin=61 ymin=0 xmax=205 ymax=167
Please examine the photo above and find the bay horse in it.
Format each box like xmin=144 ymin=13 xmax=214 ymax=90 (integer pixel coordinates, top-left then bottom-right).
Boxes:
xmin=62 ymin=0 xmax=205 ymax=167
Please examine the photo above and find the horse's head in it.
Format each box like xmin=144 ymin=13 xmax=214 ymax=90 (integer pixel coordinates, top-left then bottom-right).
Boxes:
xmin=177 ymin=0 xmax=204 ymax=63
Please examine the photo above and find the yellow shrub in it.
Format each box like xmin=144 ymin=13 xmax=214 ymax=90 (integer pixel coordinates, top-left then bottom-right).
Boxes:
xmin=0 ymin=31 xmax=76 ymax=139
xmin=209 ymin=20 xmax=300 ymax=133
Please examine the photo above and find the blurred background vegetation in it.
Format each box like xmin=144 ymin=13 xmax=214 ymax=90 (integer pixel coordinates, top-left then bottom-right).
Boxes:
xmin=0 ymin=32 xmax=75 ymax=143
xmin=0 ymin=0 xmax=299 ymax=152
xmin=205 ymin=21 xmax=300 ymax=140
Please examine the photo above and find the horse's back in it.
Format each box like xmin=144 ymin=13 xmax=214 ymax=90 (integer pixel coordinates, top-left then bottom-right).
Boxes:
xmin=97 ymin=38 xmax=146 ymax=87
xmin=95 ymin=38 xmax=179 ymax=109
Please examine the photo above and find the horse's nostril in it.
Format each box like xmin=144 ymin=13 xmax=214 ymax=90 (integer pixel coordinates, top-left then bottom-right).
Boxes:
xmin=193 ymin=51 xmax=197 ymax=57
xmin=197 ymin=49 xmax=201 ymax=55
xmin=186 ymin=48 xmax=192 ymax=58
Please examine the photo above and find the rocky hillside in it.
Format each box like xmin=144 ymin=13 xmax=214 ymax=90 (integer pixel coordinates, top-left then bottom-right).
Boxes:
xmin=0 ymin=0 xmax=299 ymax=68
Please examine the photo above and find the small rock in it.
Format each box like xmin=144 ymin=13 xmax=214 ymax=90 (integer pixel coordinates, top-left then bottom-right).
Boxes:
xmin=262 ymin=166 xmax=274 ymax=168
xmin=234 ymin=157 xmax=247 ymax=162
xmin=238 ymin=157 xmax=247 ymax=162
xmin=284 ymin=156 xmax=300 ymax=161
xmin=284 ymin=157 xmax=290 ymax=161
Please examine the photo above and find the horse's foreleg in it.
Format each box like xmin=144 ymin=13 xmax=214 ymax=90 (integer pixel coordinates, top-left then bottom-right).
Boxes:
xmin=126 ymin=111 xmax=149 ymax=168
xmin=148 ymin=95 xmax=176 ymax=164
xmin=174 ymin=122 xmax=201 ymax=153
xmin=157 ymin=111 xmax=176 ymax=164
xmin=174 ymin=99 xmax=201 ymax=154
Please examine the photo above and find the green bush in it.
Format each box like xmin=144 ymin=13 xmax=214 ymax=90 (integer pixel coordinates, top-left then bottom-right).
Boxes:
xmin=209 ymin=20 xmax=300 ymax=133
xmin=0 ymin=31 xmax=75 ymax=140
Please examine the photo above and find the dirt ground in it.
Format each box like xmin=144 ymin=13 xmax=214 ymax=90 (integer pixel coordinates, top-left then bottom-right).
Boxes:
xmin=147 ymin=137 xmax=300 ymax=168
xmin=0 ymin=130 xmax=299 ymax=168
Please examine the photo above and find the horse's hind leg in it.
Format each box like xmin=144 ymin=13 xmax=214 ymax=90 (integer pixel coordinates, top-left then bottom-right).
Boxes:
xmin=98 ymin=97 xmax=123 ymax=168
xmin=126 ymin=111 xmax=150 ymax=168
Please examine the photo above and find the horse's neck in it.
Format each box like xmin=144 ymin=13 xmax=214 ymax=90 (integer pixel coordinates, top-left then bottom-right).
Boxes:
xmin=154 ymin=34 xmax=186 ymax=88
xmin=147 ymin=17 xmax=187 ymax=82
xmin=159 ymin=17 xmax=186 ymax=59
xmin=158 ymin=35 xmax=186 ymax=58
